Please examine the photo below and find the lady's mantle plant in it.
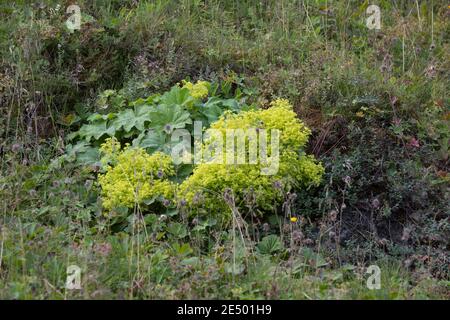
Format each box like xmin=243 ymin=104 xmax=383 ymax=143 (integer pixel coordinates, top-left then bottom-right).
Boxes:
xmin=98 ymin=138 xmax=175 ymax=210
xmin=178 ymin=99 xmax=324 ymax=220
xmin=65 ymin=81 xmax=323 ymax=222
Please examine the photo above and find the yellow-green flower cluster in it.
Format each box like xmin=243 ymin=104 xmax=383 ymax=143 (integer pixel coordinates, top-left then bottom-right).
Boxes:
xmin=98 ymin=143 xmax=175 ymax=210
xmin=210 ymin=98 xmax=311 ymax=151
xmin=269 ymin=98 xmax=292 ymax=110
xmin=178 ymin=99 xmax=324 ymax=220
xmin=181 ymin=80 xmax=209 ymax=99
xmin=99 ymin=137 xmax=121 ymax=166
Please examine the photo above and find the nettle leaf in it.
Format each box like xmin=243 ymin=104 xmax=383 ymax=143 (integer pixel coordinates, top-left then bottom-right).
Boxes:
xmin=149 ymin=104 xmax=192 ymax=131
xmin=78 ymin=121 xmax=115 ymax=142
xmin=160 ymin=86 xmax=193 ymax=108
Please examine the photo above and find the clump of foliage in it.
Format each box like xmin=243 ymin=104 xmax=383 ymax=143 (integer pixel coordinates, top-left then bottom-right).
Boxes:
xmin=62 ymin=80 xmax=250 ymax=214
xmin=63 ymin=80 xmax=245 ymax=167
xmin=179 ymin=99 xmax=324 ymax=219
xmin=98 ymin=138 xmax=175 ymax=211
xmin=68 ymin=87 xmax=323 ymax=221
xmin=67 ymin=81 xmax=324 ymax=222
xmin=181 ymin=80 xmax=210 ymax=99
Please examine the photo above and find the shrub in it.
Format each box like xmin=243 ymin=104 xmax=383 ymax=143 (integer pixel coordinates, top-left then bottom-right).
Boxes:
xmin=178 ymin=99 xmax=324 ymax=220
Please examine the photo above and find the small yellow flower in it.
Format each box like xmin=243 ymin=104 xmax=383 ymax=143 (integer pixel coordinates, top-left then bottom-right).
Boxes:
xmin=290 ymin=216 xmax=298 ymax=223
xmin=355 ymin=111 xmax=364 ymax=118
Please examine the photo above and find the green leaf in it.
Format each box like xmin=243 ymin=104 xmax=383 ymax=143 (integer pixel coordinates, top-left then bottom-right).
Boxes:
xmin=181 ymin=257 xmax=200 ymax=267
xmin=111 ymin=106 xmax=151 ymax=133
xmin=224 ymin=262 xmax=245 ymax=275
xmin=149 ymin=104 xmax=192 ymax=131
xmin=300 ymin=247 xmax=329 ymax=268
xmin=77 ymin=122 xmax=115 ymax=142
xmin=160 ymin=86 xmax=193 ymax=108
xmin=165 ymin=209 xmax=178 ymax=217
xmin=87 ymin=113 xmax=115 ymax=122
xmin=130 ymin=93 xmax=160 ymax=107
xmin=201 ymin=99 xmax=223 ymax=124
xmin=192 ymin=218 xmax=217 ymax=232
xmin=110 ymin=109 xmax=135 ymax=132
xmin=75 ymin=147 xmax=100 ymax=165
xmin=221 ymin=98 xmax=240 ymax=111
xmin=142 ymin=196 xmax=157 ymax=205
xmin=174 ymin=164 xmax=194 ymax=181
xmin=135 ymin=130 xmax=167 ymax=153
xmin=172 ymin=243 xmax=193 ymax=257
xmin=144 ymin=214 xmax=158 ymax=225
xmin=200 ymin=97 xmax=240 ymax=124
xmin=257 ymin=235 xmax=283 ymax=255
xmin=167 ymin=222 xmax=188 ymax=239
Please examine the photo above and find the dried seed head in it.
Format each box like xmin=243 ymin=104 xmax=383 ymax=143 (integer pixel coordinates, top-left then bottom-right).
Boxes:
xmin=343 ymin=175 xmax=351 ymax=187
xmin=84 ymin=180 xmax=93 ymax=190
xmin=223 ymin=188 xmax=234 ymax=205
xmin=329 ymin=210 xmax=338 ymax=222
xmin=401 ymin=227 xmax=412 ymax=242
xmin=11 ymin=143 xmax=21 ymax=153
xmin=372 ymin=198 xmax=380 ymax=209
xmin=292 ymin=230 xmax=304 ymax=243
xmin=192 ymin=192 xmax=204 ymax=205
xmin=273 ymin=180 xmax=282 ymax=190
xmin=163 ymin=124 xmax=173 ymax=134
